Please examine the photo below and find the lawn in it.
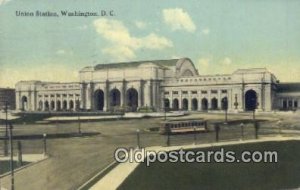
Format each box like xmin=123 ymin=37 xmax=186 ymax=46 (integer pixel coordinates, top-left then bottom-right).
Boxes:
xmin=0 ymin=160 xmax=31 ymax=175
xmin=118 ymin=141 xmax=300 ymax=190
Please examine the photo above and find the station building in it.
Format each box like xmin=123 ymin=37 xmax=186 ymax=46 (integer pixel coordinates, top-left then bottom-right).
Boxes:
xmin=15 ymin=58 xmax=300 ymax=112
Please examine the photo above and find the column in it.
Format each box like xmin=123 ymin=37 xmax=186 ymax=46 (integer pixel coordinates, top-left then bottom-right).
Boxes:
xmin=228 ymin=90 xmax=232 ymax=111
xmin=179 ymin=91 xmax=182 ymax=109
xmin=138 ymin=80 xmax=143 ymax=107
xmin=198 ymin=93 xmax=202 ymax=111
xmin=61 ymin=96 xmax=63 ymax=110
xmin=104 ymin=80 xmax=109 ymax=111
xmin=28 ymin=91 xmax=32 ymax=111
xmin=240 ymin=84 xmax=245 ymax=111
xmin=67 ymin=95 xmax=70 ymax=110
xmin=188 ymin=93 xmax=192 ymax=111
xmin=257 ymin=91 xmax=262 ymax=110
xmin=157 ymin=82 xmax=161 ymax=110
xmin=90 ymin=83 xmax=94 ymax=110
xmin=208 ymin=91 xmax=211 ymax=109
xmin=217 ymin=90 xmax=221 ymax=109
xmin=42 ymin=95 xmax=45 ymax=111
xmin=152 ymin=80 xmax=157 ymax=108
xmin=148 ymin=80 xmax=153 ymax=107
xmin=120 ymin=81 xmax=124 ymax=107
xmin=73 ymin=95 xmax=76 ymax=111
xmin=80 ymin=83 xmax=86 ymax=110
xmin=54 ymin=95 xmax=57 ymax=111
xmin=86 ymin=83 xmax=91 ymax=110
xmin=123 ymin=80 xmax=127 ymax=107
xmin=170 ymin=90 xmax=173 ymax=109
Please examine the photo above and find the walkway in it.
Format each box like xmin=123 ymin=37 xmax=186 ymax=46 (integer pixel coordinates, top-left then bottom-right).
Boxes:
xmin=45 ymin=112 xmax=185 ymax=121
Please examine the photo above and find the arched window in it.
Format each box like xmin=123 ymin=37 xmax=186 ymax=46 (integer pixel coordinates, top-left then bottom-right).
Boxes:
xmin=173 ymin=99 xmax=179 ymax=110
xmin=192 ymin=98 xmax=198 ymax=111
xmin=245 ymin=90 xmax=257 ymax=111
xmin=94 ymin=90 xmax=104 ymax=111
xmin=126 ymin=88 xmax=138 ymax=112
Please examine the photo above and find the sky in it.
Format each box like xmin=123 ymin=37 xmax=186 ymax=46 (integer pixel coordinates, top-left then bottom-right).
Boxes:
xmin=0 ymin=0 xmax=300 ymax=87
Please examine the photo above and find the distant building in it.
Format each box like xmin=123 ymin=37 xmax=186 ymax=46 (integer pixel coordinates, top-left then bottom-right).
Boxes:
xmin=0 ymin=88 xmax=16 ymax=110
xmin=15 ymin=58 xmax=300 ymax=112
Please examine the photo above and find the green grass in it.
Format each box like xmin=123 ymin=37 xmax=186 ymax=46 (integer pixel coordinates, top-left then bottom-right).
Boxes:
xmin=0 ymin=160 xmax=31 ymax=175
xmin=118 ymin=141 xmax=300 ymax=190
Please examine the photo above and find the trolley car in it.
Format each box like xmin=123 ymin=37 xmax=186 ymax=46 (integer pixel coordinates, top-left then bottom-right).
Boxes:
xmin=160 ymin=119 xmax=208 ymax=135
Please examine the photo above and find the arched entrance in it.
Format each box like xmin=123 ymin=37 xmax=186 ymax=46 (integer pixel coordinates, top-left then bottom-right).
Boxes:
xmin=211 ymin=98 xmax=218 ymax=110
xmin=94 ymin=90 xmax=104 ymax=111
xmin=126 ymin=88 xmax=138 ymax=111
xmin=201 ymin=98 xmax=208 ymax=111
xmin=192 ymin=98 xmax=198 ymax=111
xmin=245 ymin=90 xmax=257 ymax=111
xmin=164 ymin=99 xmax=170 ymax=109
xmin=173 ymin=99 xmax=179 ymax=110
xmin=56 ymin=100 xmax=61 ymax=111
xmin=21 ymin=96 xmax=28 ymax=111
xmin=110 ymin=89 xmax=121 ymax=107
xmin=182 ymin=98 xmax=188 ymax=110
xmin=50 ymin=101 xmax=55 ymax=110
xmin=44 ymin=101 xmax=49 ymax=111
xmin=221 ymin=97 xmax=228 ymax=110
xmin=69 ymin=100 xmax=74 ymax=110
xmin=62 ymin=100 xmax=67 ymax=110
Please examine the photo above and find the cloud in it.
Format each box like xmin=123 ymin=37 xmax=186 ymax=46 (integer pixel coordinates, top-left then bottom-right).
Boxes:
xmin=56 ymin=49 xmax=66 ymax=54
xmin=93 ymin=18 xmax=173 ymax=61
xmin=222 ymin=57 xmax=232 ymax=65
xmin=202 ymin=28 xmax=210 ymax=35
xmin=135 ymin=21 xmax=147 ymax=29
xmin=162 ymin=8 xmax=196 ymax=32
xmin=197 ymin=58 xmax=210 ymax=67
xmin=56 ymin=49 xmax=73 ymax=55
xmin=102 ymin=46 xmax=135 ymax=61
xmin=0 ymin=0 xmax=11 ymax=6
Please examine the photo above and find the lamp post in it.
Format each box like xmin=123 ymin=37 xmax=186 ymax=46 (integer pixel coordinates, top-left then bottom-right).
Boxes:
xmin=223 ymin=97 xmax=228 ymax=124
xmin=164 ymin=106 xmax=167 ymax=121
xmin=4 ymin=101 xmax=8 ymax=138
xmin=277 ymin=120 xmax=282 ymax=136
xmin=3 ymin=101 xmax=9 ymax=156
xmin=224 ymin=108 xmax=228 ymax=124
xmin=166 ymin=125 xmax=170 ymax=146
xmin=214 ymin=124 xmax=220 ymax=142
xmin=43 ymin=133 xmax=47 ymax=156
xmin=78 ymin=115 xmax=81 ymax=135
xmin=76 ymin=97 xmax=81 ymax=135
xmin=136 ymin=129 xmax=140 ymax=149
xmin=240 ymin=123 xmax=244 ymax=140
xmin=252 ymin=102 xmax=259 ymax=122
xmin=9 ymin=123 xmax=14 ymax=190
xmin=193 ymin=127 xmax=197 ymax=145
xmin=254 ymin=121 xmax=259 ymax=139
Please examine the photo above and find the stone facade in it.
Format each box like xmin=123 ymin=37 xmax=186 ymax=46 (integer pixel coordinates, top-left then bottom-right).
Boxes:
xmin=15 ymin=58 xmax=300 ymax=112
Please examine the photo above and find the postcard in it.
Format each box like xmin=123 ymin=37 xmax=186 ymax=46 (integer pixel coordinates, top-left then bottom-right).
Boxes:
xmin=0 ymin=0 xmax=299 ymax=190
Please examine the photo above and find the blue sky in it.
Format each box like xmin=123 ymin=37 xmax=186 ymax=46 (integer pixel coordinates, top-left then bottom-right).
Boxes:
xmin=0 ymin=0 xmax=300 ymax=87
